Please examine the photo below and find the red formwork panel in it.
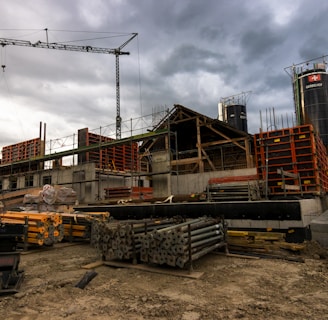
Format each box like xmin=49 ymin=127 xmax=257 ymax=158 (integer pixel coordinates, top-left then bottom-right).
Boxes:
xmin=254 ymin=124 xmax=328 ymax=196
xmin=1 ymin=138 xmax=43 ymax=164
xmin=78 ymin=128 xmax=139 ymax=172
xmin=104 ymin=186 xmax=153 ymax=200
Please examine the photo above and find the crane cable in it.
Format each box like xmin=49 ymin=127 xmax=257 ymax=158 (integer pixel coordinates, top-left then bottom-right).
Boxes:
xmin=1 ymin=45 xmax=6 ymax=72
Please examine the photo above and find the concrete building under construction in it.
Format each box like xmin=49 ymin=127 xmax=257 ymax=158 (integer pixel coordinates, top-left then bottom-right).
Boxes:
xmin=0 ymin=104 xmax=254 ymax=205
xmin=2 ymin=57 xmax=328 ymax=244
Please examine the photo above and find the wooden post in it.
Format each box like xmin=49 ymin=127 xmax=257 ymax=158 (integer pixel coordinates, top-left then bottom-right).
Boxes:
xmin=196 ymin=117 xmax=204 ymax=173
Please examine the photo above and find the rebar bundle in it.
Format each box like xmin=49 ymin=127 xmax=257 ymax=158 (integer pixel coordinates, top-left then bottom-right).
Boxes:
xmin=91 ymin=216 xmax=227 ymax=269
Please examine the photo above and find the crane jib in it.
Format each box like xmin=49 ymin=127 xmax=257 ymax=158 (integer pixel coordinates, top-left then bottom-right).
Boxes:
xmin=0 ymin=33 xmax=137 ymax=139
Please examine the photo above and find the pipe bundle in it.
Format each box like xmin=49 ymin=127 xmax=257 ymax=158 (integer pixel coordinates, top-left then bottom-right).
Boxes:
xmin=62 ymin=212 xmax=109 ymax=241
xmin=0 ymin=211 xmax=64 ymax=246
xmin=139 ymin=217 xmax=227 ymax=268
xmin=91 ymin=216 xmax=227 ymax=268
xmin=91 ymin=218 xmax=175 ymax=261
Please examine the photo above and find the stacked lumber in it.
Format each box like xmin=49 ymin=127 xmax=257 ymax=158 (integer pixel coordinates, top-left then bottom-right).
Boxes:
xmin=92 ymin=216 xmax=227 ymax=269
xmin=0 ymin=211 xmax=64 ymax=246
xmin=227 ymin=230 xmax=306 ymax=253
xmin=0 ymin=187 xmax=42 ymax=210
xmin=62 ymin=211 xmax=109 ymax=241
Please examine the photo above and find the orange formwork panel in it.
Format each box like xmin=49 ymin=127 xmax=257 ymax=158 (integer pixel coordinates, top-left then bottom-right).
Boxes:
xmin=1 ymin=138 xmax=43 ymax=164
xmin=78 ymin=128 xmax=139 ymax=172
xmin=208 ymin=175 xmax=258 ymax=185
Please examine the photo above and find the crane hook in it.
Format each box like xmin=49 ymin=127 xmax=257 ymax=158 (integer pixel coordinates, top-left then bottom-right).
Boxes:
xmin=1 ymin=65 xmax=5 ymax=72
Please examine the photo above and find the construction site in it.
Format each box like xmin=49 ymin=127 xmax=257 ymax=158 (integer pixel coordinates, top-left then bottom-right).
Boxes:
xmin=1 ymin=35 xmax=328 ymax=319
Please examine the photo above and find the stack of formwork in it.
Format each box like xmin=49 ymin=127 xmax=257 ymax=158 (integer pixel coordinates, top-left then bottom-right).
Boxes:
xmin=104 ymin=186 xmax=153 ymax=200
xmin=207 ymin=175 xmax=261 ymax=201
xmin=254 ymin=124 xmax=328 ymax=196
xmin=0 ymin=211 xmax=64 ymax=246
xmin=91 ymin=217 xmax=227 ymax=268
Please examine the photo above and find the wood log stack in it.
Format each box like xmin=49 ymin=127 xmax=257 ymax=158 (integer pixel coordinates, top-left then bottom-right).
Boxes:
xmin=91 ymin=216 xmax=227 ymax=268
xmin=0 ymin=211 xmax=64 ymax=246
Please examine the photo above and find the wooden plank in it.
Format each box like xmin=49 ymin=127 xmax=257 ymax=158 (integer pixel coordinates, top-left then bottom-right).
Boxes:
xmin=282 ymin=184 xmax=301 ymax=191
xmin=171 ymin=157 xmax=202 ymax=166
xmin=103 ymin=260 xmax=204 ymax=279
xmin=276 ymin=242 xmax=306 ymax=252
xmin=277 ymin=168 xmax=299 ymax=179
xmin=20 ymin=241 xmax=85 ymax=255
xmin=82 ymin=260 xmax=104 ymax=269
xmin=212 ymin=252 xmax=260 ymax=260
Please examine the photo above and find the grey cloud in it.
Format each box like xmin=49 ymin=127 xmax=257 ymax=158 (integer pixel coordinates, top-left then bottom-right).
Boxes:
xmin=1 ymin=0 xmax=328 ymax=149
xmin=240 ymin=27 xmax=285 ymax=63
xmin=156 ymin=44 xmax=232 ymax=76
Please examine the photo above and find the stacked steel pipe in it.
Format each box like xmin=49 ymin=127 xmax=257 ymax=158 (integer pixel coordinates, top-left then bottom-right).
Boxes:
xmin=140 ymin=217 xmax=227 ymax=268
xmin=62 ymin=212 xmax=109 ymax=241
xmin=91 ymin=218 xmax=176 ymax=261
xmin=92 ymin=216 xmax=227 ymax=268
xmin=0 ymin=211 xmax=64 ymax=246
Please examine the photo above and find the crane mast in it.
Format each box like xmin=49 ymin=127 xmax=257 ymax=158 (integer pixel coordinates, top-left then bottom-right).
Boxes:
xmin=0 ymin=32 xmax=138 ymax=139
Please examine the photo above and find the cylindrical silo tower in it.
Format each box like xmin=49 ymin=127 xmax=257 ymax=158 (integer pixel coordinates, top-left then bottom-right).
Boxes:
xmin=218 ymin=91 xmax=251 ymax=133
xmin=292 ymin=60 xmax=328 ymax=145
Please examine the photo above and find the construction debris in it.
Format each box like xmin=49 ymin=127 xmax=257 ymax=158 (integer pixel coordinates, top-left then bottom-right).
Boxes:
xmin=75 ymin=270 xmax=98 ymax=289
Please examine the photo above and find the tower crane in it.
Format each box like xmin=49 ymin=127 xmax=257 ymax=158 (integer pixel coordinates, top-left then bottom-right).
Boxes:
xmin=0 ymin=32 xmax=138 ymax=139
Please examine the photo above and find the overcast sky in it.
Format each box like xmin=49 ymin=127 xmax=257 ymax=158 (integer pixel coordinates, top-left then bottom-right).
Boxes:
xmin=1 ymin=0 xmax=328 ymax=154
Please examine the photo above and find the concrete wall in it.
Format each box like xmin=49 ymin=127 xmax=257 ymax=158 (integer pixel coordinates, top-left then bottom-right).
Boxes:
xmin=152 ymin=151 xmax=171 ymax=197
xmin=0 ymin=159 xmax=153 ymax=204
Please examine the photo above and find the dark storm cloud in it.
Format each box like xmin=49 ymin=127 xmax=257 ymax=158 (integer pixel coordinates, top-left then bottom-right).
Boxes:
xmin=156 ymin=44 xmax=231 ymax=76
xmin=298 ymin=35 xmax=328 ymax=61
xmin=240 ymin=27 xmax=285 ymax=64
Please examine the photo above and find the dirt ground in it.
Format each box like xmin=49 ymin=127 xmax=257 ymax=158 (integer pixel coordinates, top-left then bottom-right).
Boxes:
xmin=1 ymin=241 xmax=328 ymax=320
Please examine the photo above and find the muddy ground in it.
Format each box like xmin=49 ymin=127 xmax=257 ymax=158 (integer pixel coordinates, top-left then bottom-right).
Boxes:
xmin=1 ymin=242 xmax=328 ymax=320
